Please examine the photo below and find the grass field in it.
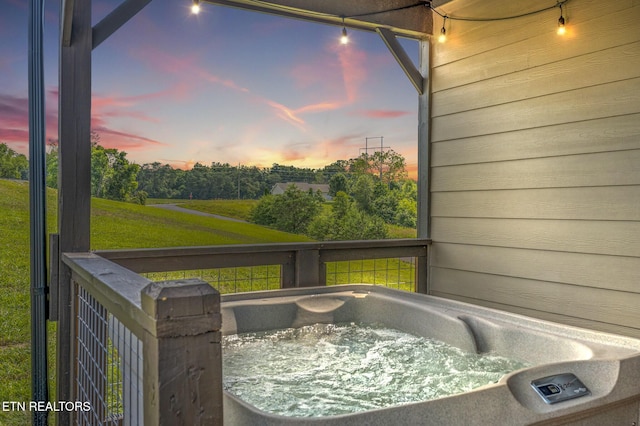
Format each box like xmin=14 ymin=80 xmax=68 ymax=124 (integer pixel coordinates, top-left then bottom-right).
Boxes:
xmin=179 ymin=199 xmax=257 ymax=221
xmin=147 ymin=198 xmax=417 ymax=239
xmin=0 ymin=179 xmax=416 ymax=424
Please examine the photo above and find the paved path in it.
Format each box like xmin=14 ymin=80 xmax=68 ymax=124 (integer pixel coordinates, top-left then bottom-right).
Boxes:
xmin=148 ymin=203 xmax=248 ymax=223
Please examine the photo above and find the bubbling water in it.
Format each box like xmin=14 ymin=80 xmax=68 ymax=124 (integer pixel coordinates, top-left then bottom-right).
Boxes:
xmin=223 ymin=322 xmax=529 ymax=417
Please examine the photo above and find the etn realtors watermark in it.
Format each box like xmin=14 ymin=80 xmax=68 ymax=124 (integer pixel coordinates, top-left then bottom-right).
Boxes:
xmin=2 ymin=401 xmax=91 ymax=412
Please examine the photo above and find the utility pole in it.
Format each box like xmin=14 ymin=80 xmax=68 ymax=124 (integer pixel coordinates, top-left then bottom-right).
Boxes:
xmin=359 ymin=136 xmax=390 ymax=179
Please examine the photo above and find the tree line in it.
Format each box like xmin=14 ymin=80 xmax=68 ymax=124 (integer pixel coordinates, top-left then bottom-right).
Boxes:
xmin=0 ymin=143 xmax=29 ymax=180
xmin=135 ymin=150 xmax=409 ymax=202
xmin=2 ymin=134 xmax=417 ymax=236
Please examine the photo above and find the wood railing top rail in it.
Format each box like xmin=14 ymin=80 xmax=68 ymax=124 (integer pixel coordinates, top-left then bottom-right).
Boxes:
xmin=95 ymin=238 xmax=431 ymax=273
xmin=63 ymin=252 xmax=153 ymax=338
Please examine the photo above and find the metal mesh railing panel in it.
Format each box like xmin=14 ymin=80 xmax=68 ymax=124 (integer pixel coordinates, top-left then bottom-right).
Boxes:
xmin=325 ymin=257 xmax=416 ymax=292
xmin=142 ymin=258 xmax=417 ymax=294
xmin=143 ymin=265 xmax=282 ymax=294
xmin=75 ymin=285 xmax=143 ymax=425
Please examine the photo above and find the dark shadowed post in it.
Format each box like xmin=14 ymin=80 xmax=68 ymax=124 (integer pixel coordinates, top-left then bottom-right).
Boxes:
xmin=29 ymin=0 xmax=49 ymax=423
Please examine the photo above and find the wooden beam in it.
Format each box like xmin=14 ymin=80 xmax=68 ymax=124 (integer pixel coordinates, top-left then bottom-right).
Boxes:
xmin=93 ymin=0 xmax=153 ymax=50
xmin=57 ymin=0 xmax=92 ymax=422
xmin=417 ymin=39 xmax=430 ymax=240
xmin=376 ymin=27 xmax=424 ymax=94
xmin=204 ymin=0 xmax=433 ymax=39
xmin=61 ymin=0 xmax=74 ymax=47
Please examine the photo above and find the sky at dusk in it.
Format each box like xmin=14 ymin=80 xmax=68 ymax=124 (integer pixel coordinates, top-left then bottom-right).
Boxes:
xmin=1 ymin=0 xmax=420 ymax=175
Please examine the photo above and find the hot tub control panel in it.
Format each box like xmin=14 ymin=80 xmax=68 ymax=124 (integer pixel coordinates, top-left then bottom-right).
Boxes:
xmin=531 ymin=373 xmax=590 ymax=404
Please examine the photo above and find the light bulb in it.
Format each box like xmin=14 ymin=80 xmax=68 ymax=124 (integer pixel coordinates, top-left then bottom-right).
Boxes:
xmin=438 ymin=16 xmax=448 ymax=43
xmin=341 ymin=27 xmax=349 ymax=45
xmin=438 ymin=26 xmax=446 ymax=43
xmin=191 ymin=0 xmax=200 ymax=15
xmin=557 ymin=15 xmax=566 ymax=35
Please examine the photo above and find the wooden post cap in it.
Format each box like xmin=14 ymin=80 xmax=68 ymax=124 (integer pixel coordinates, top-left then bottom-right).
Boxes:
xmin=141 ymin=279 xmax=221 ymax=337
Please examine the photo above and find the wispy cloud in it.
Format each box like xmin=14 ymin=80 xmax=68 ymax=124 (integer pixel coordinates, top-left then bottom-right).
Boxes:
xmin=266 ymin=100 xmax=306 ymax=127
xmin=289 ymin=43 xmax=369 ymax=107
xmin=352 ymin=109 xmax=412 ymax=119
xmin=133 ymin=46 xmax=363 ymax=133
xmin=336 ymin=45 xmax=367 ymax=104
xmin=133 ymin=48 xmax=250 ymax=94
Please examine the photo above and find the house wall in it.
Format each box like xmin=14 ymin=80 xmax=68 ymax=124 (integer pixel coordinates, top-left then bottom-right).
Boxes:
xmin=428 ymin=0 xmax=640 ymax=338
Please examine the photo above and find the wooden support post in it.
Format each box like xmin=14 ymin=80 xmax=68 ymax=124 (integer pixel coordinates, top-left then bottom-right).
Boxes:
xmin=141 ymin=279 xmax=223 ymax=425
xmin=295 ymin=249 xmax=321 ymax=287
xmin=57 ymin=0 xmax=92 ymax=422
xmin=416 ymin=246 xmax=429 ymax=294
xmin=281 ymin=253 xmax=296 ymax=288
xmin=417 ymin=39 xmax=431 ymax=240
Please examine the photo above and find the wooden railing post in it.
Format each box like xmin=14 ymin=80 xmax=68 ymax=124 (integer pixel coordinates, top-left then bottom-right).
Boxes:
xmin=295 ymin=249 xmax=321 ymax=287
xmin=416 ymin=246 xmax=429 ymax=294
xmin=141 ymin=279 xmax=223 ymax=425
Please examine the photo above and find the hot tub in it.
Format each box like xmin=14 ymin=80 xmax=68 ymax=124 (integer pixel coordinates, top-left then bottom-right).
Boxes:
xmin=220 ymin=285 xmax=640 ymax=425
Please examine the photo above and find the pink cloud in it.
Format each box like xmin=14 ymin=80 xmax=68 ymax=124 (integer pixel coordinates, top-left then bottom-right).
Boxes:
xmin=289 ymin=43 xmax=368 ymax=106
xmin=133 ymin=48 xmax=249 ymax=94
xmin=133 ymin=47 xmax=349 ymax=131
xmin=92 ymin=126 xmax=166 ymax=151
xmin=296 ymin=102 xmax=343 ymax=114
xmin=353 ymin=109 xmax=412 ymax=119
xmin=281 ymin=149 xmax=306 ymax=162
xmin=0 ymin=93 xmax=58 ymax=152
xmin=336 ymin=45 xmax=367 ymax=103
xmin=0 ymin=128 xmax=29 ymax=144
xmin=161 ymin=159 xmax=195 ymax=170
xmin=45 ymin=89 xmax=167 ymax=151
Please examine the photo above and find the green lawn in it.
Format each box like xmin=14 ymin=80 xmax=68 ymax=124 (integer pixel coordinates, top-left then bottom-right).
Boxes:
xmin=157 ymin=198 xmax=417 ymax=238
xmin=178 ymin=199 xmax=257 ymax=221
xmin=146 ymin=198 xmax=257 ymax=221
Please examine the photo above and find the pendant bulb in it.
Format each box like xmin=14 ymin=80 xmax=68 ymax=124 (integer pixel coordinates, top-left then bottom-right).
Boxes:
xmin=557 ymin=15 xmax=566 ymax=35
xmin=191 ymin=0 xmax=201 ymax=15
xmin=557 ymin=4 xmax=566 ymax=35
xmin=341 ymin=27 xmax=349 ymax=45
xmin=438 ymin=16 xmax=447 ymax=43
xmin=340 ymin=17 xmax=349 ymax=45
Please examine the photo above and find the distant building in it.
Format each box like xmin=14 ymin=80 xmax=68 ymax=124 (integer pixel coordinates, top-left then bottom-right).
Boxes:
xmin=271 ymin=182 xmax=332 ymax=201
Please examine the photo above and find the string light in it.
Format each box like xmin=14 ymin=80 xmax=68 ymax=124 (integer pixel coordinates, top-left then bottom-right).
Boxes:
xmin=187 ymin=1 xmax=572 ymax=43
xmin=191 ymin=0 xmax=200 ymax=15
xmin=438 ymin=16 xmax=447 ymax=43
xmin=557 ymin=4 xmax=566 ymax=35
xmin=340 ymin=17 xmax=349 ymax=45
xmin=430 ymin=0 xmax=571 ymax=40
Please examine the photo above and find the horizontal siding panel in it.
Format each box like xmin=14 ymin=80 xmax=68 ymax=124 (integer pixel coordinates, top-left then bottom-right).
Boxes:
xmin=429 ymin=291 xmax=640 ymax=340
xmin=433 ymin=41 xmax=640 ymax=117
xmin=431 ymin=187 xmax=640 ymax=221
xmin=431 ymin=150 xmax=640 ymax=191
xmin=430 ymin=243 xmax=640 ymax=293
xmin=432 ymin=5 xmax=640 ymax=91
xmin=428 ymin=0 xmax=640 ymax=343
xmin=430 ymin=217 xmax=640 ymax=257
xmin=431 ymin=0 xmax=636 ymax=67
xmin=431 ymin=114 xmax=640 ymax=167
xmin=429 ymin=268 xmax=640 ymax=329
xmin=432 ymin=78 xmax=640 ymax=142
